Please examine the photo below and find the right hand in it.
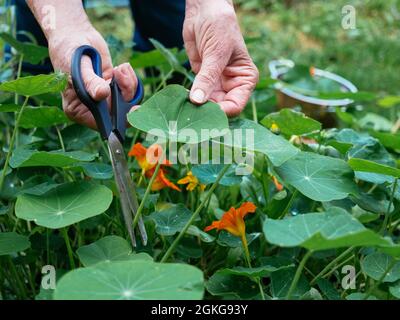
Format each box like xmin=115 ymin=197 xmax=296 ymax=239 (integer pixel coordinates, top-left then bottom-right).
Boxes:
xmin=48 ymin=25 xmax=139 ymax=129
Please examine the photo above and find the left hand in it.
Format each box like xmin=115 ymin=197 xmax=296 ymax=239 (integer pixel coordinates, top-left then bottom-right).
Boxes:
xmin=183 ymin=0 xmax=259 ymax=116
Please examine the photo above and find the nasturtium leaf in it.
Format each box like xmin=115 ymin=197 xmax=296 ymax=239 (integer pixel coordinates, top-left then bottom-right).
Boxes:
xmin=275 ymin=152 xmax=357 ymax=201
xmin=15 ymin=182 xmax=113 ymax=229
xmin=0 ymin=32 xmax=48 ymax=64
xmin=261 ymin=108 xmax=321 ymax=136
xmin=263 ymin=207 xmax=393 ymax=251
xmin=206 ymin=271 xmax=259 ymax=299
xmin=389 ymin=281 xmax=400 ymax=299
xmin=19 ymin=107 xmax=69 ymax=128
xmin=76 ymin=236 xmax=152 ymax=267
xmin=0 ymin=232 xmax=30 ymax=255
xmin=361 ymin=252 xmax=400 ymax=283
xmin=271 ymin=267 xmax=310 ymax=300
xmin=240 ymin=175 xmax=265 ymax=206
xmin=348 ymin=158 xmax=400 ymax=178
xmin=78 ymin=163 xmax=113 ymax=180
xmin=191 ymin=164 xmax=242 ymax=186
xmin=215 ymin=118 xmax=299 ymax=167
xmin=128 ymin=85 xmax=228 ymax=143
xmin=62 ymin=124 xmax=99 ymax=150
xmin=219 ymin=262 xmax=291 ymax=279
xmin=54 ymin=260 xmax=204 ymax=300
xmin=176 ymin=237 xmax=203 ymax=258
xmin=0 ymin=73 xmax=67 ymax=97
xmin=149 ymin=204 xmax=196 ymax=236
xmin=10 ymin=147 xmax=97 ymax=168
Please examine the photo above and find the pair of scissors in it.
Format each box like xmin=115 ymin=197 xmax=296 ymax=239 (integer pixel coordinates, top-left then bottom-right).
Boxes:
xmin=71 ymin=45 xmax=147 ymax=247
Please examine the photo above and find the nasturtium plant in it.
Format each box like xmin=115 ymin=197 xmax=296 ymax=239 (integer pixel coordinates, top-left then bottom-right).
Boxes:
xmin=2 ymin=4 xmax=400 ymax=302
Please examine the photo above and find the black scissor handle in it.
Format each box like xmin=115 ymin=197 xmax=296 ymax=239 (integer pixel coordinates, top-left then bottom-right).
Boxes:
xmin=71 ymin=45 xmax=112 ymax=140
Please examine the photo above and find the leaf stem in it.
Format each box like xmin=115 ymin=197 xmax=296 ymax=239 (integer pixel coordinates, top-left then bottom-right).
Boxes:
xmin=0 ymin=96 xmax=29 ymax=191
xmin=132 ymin=161 xmax=162 ymax=229
xmin=56 ymin=126 xmax=66 ymax=152
xmin=160 ymin=164 xmax=231 ymax=263
xmin=61 ymin=228 xmax=76 ymax=269
xmin=286 ymin=250 xmax=313 ymax=300
xmin=380 ymin=178 xmax=398 ymax=235
xmin=279 ymin=189 xmax=298 ymax=219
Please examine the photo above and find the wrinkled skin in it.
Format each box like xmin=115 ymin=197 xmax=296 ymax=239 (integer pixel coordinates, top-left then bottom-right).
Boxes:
xmin=185 ymin=0 xmax=259 ymax=116
xmin=29 ymin=0 xmax=258 ymax=128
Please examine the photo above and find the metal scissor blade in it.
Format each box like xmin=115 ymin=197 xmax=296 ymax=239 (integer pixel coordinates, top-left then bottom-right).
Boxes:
xmin=107 ymin=132 xmax=148 ymax=247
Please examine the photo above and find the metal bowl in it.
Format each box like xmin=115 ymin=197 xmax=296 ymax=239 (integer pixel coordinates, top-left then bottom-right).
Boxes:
xmin=268 ymin=59 xmax=358 ymax=127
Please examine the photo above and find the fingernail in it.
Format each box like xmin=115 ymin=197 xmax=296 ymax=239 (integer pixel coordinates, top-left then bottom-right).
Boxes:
xmin=191 ymin=89 xmax=205 ymax=104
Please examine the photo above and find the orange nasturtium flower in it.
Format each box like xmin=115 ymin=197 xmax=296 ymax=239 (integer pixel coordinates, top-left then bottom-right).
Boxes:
xmin=128 ymin=143 xmax=180 ymax=192
xmin=204 ymin=202 xmax=256 ymax=244
xmin=178 ymin=171 xmax=206 ymax=192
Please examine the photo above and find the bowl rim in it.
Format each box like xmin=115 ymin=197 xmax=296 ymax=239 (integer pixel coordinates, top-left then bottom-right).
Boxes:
xmin=269 ymin=59 xmax=358 ymax=107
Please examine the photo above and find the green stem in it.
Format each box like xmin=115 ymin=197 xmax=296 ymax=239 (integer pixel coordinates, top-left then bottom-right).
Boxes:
xmin=363 ymin=259 xmax=397 ymax=300
xmin=279 ymin=189 xmax=298 ymax=219
xmin=286 ymin=250 xmax=313 ymax=300
xmin=251 ymin=97 xmax=258 ymax=123
xmin=310 ymin=247 xmax=354 ymax=285
xmin=241 ymin=234 xmax=266 ymax=300
xmin=132 ymin=161 xmax=162 ymax=229
xmin=0 ymin=96 xmax=29 ymax=191
xmin=62 ymin=228 xmax=76 ymax=269
xmin=380 ymin=178 xmax=398 ymax=235
xmin=56 ymin=126 xmax=66 ymax=152
xmin=160 ymin=164 xmax=231 ymax=263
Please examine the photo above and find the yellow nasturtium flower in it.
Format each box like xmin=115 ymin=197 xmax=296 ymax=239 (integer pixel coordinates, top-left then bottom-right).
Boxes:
xmin=178 ymin=171 xmax=206 ymax=192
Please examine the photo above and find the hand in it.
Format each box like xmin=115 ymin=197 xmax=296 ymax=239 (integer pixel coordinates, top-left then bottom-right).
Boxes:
xmin=47 ymin=25 xmax=138 ymax=129
xmin=184 ymin=0 xmax=259 ymax=116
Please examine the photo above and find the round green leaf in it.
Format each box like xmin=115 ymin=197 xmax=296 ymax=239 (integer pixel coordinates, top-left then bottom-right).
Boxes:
xmin=389 ymin=282 xmax=400 ymax=299
xmin=10 ymin=147 xmax=97 ymax=168
xmin=76 ymin=236 xmax=152 ymax=267
xmin=263 ymin=207 xmax=392 ymax=251
xmin=79 ymin=163 xmax=113 ymax=180
xmin=275 ymin=152 xmax=358 ymax=201
xmin=128 ymin=85 xmax=229 ymax=143
xmin=15 ymin=182 xmax=113 ymax=228
xmin=0 ymin=232 xmax=30 ymax=255
xmin=361 ymin=252 xmax=400 ymax=283
xmin=149 ymin=204 xmax=196 ymax=236
xmin=54 ymin=260 xmax=204 ymax=300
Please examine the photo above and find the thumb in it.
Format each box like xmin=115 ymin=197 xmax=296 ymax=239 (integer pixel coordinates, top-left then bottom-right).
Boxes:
xmin=190 ymin=54 xmax=227 ymax=105
xmin=81 ymin=55 xmax=110 ymax=101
